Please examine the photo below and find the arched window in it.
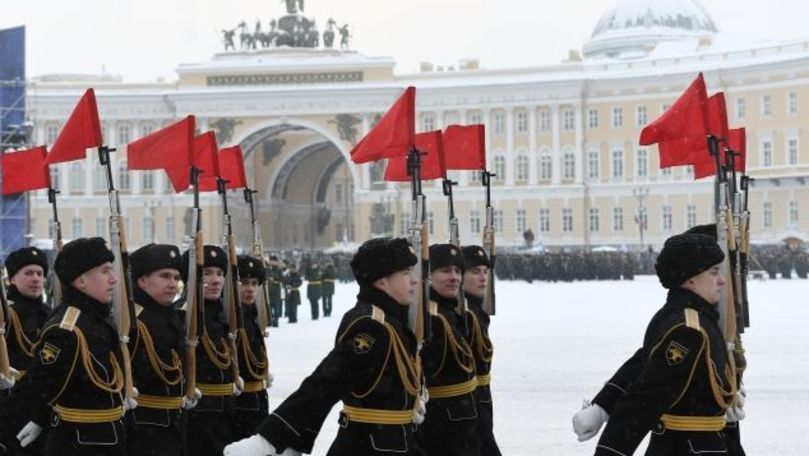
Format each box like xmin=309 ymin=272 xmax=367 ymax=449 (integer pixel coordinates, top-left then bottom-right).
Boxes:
xmin=69 ymin=162 xmax=85 ymax=194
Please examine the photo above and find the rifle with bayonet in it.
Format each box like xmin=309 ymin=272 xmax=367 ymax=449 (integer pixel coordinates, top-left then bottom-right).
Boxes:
xmin=47 ymin=187 xmax=64 ymax=309
xmin=407 ymin=147 xmax=431 ymax=348
xmin=217 ymin=178 xmax=243 ymax=391
xmin=443 ymin=177 xmax=468 ymax=335
xmin=243 ymin=186 xmax=271 ymax=384
xmin=98 ymin=145 xmax=136 ymax=403
xmin=0 ymin=261 xmax=12 ymax=380
xmin=183 ymin=167 xmax=203 ymax=401
xmin=481 ymin=170 xmax=496 ymax=316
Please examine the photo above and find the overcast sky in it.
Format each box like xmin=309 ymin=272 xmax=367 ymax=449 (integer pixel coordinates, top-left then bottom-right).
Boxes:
xmin=3 ymin=0 xmax=808 ymax=82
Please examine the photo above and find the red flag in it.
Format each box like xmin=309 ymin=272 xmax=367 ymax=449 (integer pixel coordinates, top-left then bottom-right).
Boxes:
xmin=640 ymin=73 xmax=708 ymax=146
xmin=213 ymin=146 xmax=247 ymax=190
xmin=443 ymin=124 xmax=486 ymax=170
xmin=658 ymin=93 xmax=729 ymax=168
xmin=707 ymin=93 xmax=729 ymax=140
xmin=165 ymin=131 xmax=219 ymax=193
xmin=350 ymin=87 xmax=415 ymax=164
xmin=2 ymin=146 xmax=51 ymax=195
xmin=127 ymin=115 xmax=195 ymax=170
xmin=44 ymin=88 xmax=103 ymax=164
xmin=384 ymin=130 xmax=446 ymax=181
xmin=693 ymin=128 xmax=746 ymax=179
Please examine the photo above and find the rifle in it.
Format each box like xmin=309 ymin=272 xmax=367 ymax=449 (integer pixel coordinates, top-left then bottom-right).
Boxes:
xmin=738 ymin=175 xmax=753 ymax=329
xmin=407 ymin=147 xmax=430 ymax=347
xmin=0 ymin=261 xmax=12 ymax=379
xmin=218 ymin=178 xmax=242 ymax=387
xmin=442 ymin=177 xmax=468 ymax=335
xmin=244 ymin=187 xmax=271 ymax=383
xmin=183 ymin=167 xmax=203 ymax=401
xmin=481 ymin=171 xmax=496 ymax=316
xmin=47 ymin=187 xmax=64 ymax=309
xmin=98 ymin=145 xmax=135 ymax=402
xmin=725 ymin=150 xmax=746 ymax=336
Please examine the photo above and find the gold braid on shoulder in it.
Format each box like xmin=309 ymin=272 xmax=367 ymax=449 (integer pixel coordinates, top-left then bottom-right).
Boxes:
xmin=136 ymin=320 xmax=183 ymax=386
xmin=467 ymin=310 xmax=494 ymax=363
xmin=74 ymin=327 xmax=124 ymax=393
xmin=237 ymin=328 xmax=267 ymax=381
xmin=433 ymin=312 xmax=475 ymax=376
xmin=7 ymin=307 xmax=35 ymax=358
xmin=201 ymin=329 xmax=232 ymax=370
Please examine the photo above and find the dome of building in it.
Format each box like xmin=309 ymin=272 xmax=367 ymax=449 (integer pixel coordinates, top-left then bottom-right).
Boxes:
xmin=583 ymin=0 xmax=717 ymax=60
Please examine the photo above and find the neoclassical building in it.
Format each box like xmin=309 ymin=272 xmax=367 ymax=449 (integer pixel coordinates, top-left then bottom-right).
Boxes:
xmin=25 ymin=0 xmax=809 ymax=252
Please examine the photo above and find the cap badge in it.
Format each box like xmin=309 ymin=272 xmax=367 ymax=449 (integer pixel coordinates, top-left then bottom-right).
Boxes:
xmin=450 ymin=248 xmax=457 ymax=256
xmin=170 ymin=250 xmax=177 ymax=258
xmin=32 ymin=250 xmax=38 ymax=256
xmin=211 ymin=251 xmax=217 ymax=258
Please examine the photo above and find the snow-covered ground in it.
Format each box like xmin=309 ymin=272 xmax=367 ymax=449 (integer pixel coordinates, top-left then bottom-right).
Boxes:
xmin=263 ymin=276 xmax=808 ymax=455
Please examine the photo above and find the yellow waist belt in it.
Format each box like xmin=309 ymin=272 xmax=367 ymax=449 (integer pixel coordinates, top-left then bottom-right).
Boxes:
xmin=323 ymin=279 xmax=335 ymax=282
xmin=137 ymin=394 xmax=183 ymax=410
xmin=308 ymin=281 xmax=321 ymax=285
xmin=428 ymin=377 xmax=478 ymax=399
xmin=661 ymin=414 xmax=727 ymax=432
xmin=197 ymin=382 xmax=234 ymax=396
xmin=54 ymin=405 xmax=124 ymax=424
xmin=476 ymin=374 xmax=491 ymax=386
xmin=343 ymin=405 xmax=415 ymax=425
xmin=242 ymin=380 xmax=267 ymax=393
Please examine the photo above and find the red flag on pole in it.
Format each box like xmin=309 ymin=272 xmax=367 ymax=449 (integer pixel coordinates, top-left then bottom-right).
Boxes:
xmin=657 ymin=92 xmax=729 ymax=168
xmin=693 ymin=128 xmax=746 ymax=179
xmin=212 ymin=146 xmax=247 ymax=190
xmin=165 ymin=131 xmax=219 ymax=193
xmin=384 ymin=130 xmax=446 ymax=181
xmin=640 ymin=73 xmax=708 ymax=147
xmin=44 ymin=88 xmax=103 ymax=165
xmin=127 ymin=115 xmax=195 ymax=171
xmin=2 ymin=146 xmax=51 ymax=195
xmin=443 ymin=124 xmax=486 ymax=170
xmin=350 ymin=87 xmax=415 ymax=164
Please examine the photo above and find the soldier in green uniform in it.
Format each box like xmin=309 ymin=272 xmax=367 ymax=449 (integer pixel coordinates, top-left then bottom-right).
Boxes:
xmin=305 ymin=262 xmax=322 ymax=320
xmin=267 ymin=256 xmax=284 ymax=327
xmin=0 ymin=237 xmax=130 ymax=456
xmin=321 ymin=261 xmax=336 ymax=317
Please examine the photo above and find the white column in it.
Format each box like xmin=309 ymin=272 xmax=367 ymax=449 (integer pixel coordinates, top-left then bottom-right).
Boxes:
xmin=551 ymin=105 xmax=561 ymax=185
xmin=482 ymin=108 xmax=492 ymax=171
xmin=528 ymin=106 xmax=538 ymax=185
xmin=505 ymin=107 xmax=515 ymax=186
xmin=574 ymin=104 xmax=584 ymax=185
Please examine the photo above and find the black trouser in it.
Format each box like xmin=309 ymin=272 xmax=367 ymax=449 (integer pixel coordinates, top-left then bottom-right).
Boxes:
xmin=286 ymin=292 xmax=299 ymax=323
xmin=43 ymin=421 xmax=126 ymax=456
xmin=322 ymin=294 xmax=333 ymax=317
xmin=309 ymin=297 xmax=320 ymax=320
xmin=269 ymin=297 xmax=282 ymax=327
xmin=417 ymin=407 xmax=481 ymax=456
xmin=645 ymin=427 xmax=729 ymax=456
xmin=327 ymin=418 xmax=426 ymax=456
xmin=126 ymin=412 xmax=183 ymax=456
xmin=232 ymin=390 xmax=269 ymax=441
xmin=184 ymin=408 xmax=234 ymax=456
xmin=475 ymin=388 xmax=501 ymax=456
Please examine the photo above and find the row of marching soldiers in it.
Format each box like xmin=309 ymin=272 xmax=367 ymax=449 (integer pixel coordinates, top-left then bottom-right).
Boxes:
xmin=0 ymin=239 xmax=273 ymax=456
xmin=0 ymin=236 xmax=500 ymax=456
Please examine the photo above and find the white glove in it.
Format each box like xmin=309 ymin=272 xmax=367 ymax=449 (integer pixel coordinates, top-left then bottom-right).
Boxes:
xmin=16 ymin=421 xmax=43 ymax=447
xmin=123 ymin=387 xmax=139 ymax=412
xmin=223 ymin=434 xmax=301 ymax=456
xmin=233 ymin=376 xmax=245 ymax=397
xmin=0 ymin=368 xmax=19 ymax=390
xmin=726 ymin=386 xmax=746 ymax=423
xmin=182 ymin=388 xmax=202 ymax=410
xmin=412 ymin=388 xmax=429 ymax=425
xmin=572 ymin=400 xmax=608 ymax=442
xmin=266 ymin=372 xmax=275 ymax=388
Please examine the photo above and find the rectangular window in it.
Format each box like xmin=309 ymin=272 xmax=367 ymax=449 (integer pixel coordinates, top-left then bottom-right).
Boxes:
xmin=763 ymin=202 xmax=772 ymax=228
xmin=118 ymin=124 xmax=131 ymax=144
xmin=422 ymin=115 xmax=434 ymax=132
xmin=46 ymin=125 xmax=60 ymax=144
xmin=141 ymin=171 xmax=154 ymax=192
xmin=493 ymin=112 xmax=504 ymax=135
xmin=612 ymin=107 xmax=623 ymax=128
xmin=687 ymin=204 xmax=697 ymax=228
xmin=516 ymin=111 xmax=528 ymax=133
xmin=516 ymin=209 xmax=526 ymax=234
xmin=470 ymin=210 xmax=481 ymax=234
xmin=636 ymin=106 xmax=647 ymax=127
xmin=469 ymin=113 xmax=482 ymax=125
xmin=587 ymin=109 xmax=598 ymax=129
xmin=562 ymin=208 xmax=573 ymax=233
xmin=69 ymin=162 xmax=84 ymax=194
xmin=588 ymin=150 xmax=599 ymax=180
xmin=563 ymin=152 xmax=575 ymax=179
xmin=736 ymin=97 xmax=746 ymax=119
xmin=540 ymin=154 xmax=552 ymax=180
xmin=662 ymin=205 xmax=672 ymax=231
xmin=788 ymin=91 xmax=798 ymax=115
xmin=540 ymin=208 xmax=550 ymax=233
xmin=563 ymin=109 xmax=575 ymax=131
xmin=612 ymin=149 xmax=624 ymax=179
xmin=636 ymin=149 xmax=648 ymax=178
xmin=613 ymin=207 xmax=623 ymax=232
xmin=72 ymin=217 xmax=84 ymax=238
xmin=589 ymin=208 xmax=599 ymax=232
xmin=493 ymin=210 xmax=503 ymax=233
xmin=539 ymin=110 xmax=551 ymax=132
xmin=762 ymin=94 xmax=772 ymax=117
xmin=516 ymin=156 xmax=529 ymax=181
xmin=790 ymin=200 xmax=799 ymax=224
xmin=762 ymin=140 xmax=773 ymax=167
xmin=788 ymin=138 xmax=799 ymax=165
xmin=143 ymin=217 xmax=154 ymax=243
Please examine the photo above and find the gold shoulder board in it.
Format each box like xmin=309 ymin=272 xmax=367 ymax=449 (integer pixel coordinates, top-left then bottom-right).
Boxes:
xmin=684 ymin=308 xmax=701 ymax=331
xmin=59 ymin=307 xmax=81 ymax=331
xmin=370 ymin=305 xmax=386 ymax=325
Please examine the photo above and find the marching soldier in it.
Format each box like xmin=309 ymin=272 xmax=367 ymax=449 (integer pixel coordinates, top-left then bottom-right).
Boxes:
xmin=232 ymin=255 xmax=271 ymax=440
xmin=2 ymin=247 xmax=50 ymax=387
xmin=283 ymin=263 xmax=302 ymax=324
xmin=305 ymin=261 xmax=322 ymax=320
xmin=127 ymin=243 xmax=198 ymax=456
xmin=418 ymin=243 xmax=480 ymax=456
xmin=0 ymin=237 xmax=130 ymax=456
xmin=461 ymin=245 xmax=501 ymax=456
xmin=182 ymin=245 xmax=242 ymax=456
xmin=321 ymin=261 xmax=336 ymax=318
xmin=224 ymin=237 xmax=425 ymax=456
xmin=573 ymin=233 xmax=745 ymax=455
xmin=267 ymin=256 xmax=284 ymax=327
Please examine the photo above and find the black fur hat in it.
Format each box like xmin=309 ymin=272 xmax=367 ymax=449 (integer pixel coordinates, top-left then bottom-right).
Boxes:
xmin=461 ymin=245 xmax=491 ymax=270
xmin=55 ymin=237 xmax=115 ymax=285
xmin=351 ymin=237 xmax=417 ymax=287
xmin=655 ymin=233 xmax=725 ymax=289
xmin=429 ymin=244 xmax=466 ymax=273
xmin=130 ymin=244 xmax=183 ymax=280
xmin=5 ymin=246 xmax=49 ymax=278
xmin=238 ymin=255 xmax=266 ymax=285
xmin=181 ymin=245 xmax=228 ymax=282
xmin=684 ymin=223 xmax=717 ymax=239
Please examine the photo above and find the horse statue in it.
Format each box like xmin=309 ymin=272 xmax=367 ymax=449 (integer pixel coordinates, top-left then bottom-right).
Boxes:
xmin=222 ymin=28 xmax=236 ymax=51
xmin=338 ymin=24 xmax=351 ymax=49
xmin=323 ymin=18 xmax=336 ymax=48
xmin=238 ymin=21 xmax=257 ymax=50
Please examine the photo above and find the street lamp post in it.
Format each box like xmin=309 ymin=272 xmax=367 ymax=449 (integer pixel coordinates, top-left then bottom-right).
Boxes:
xmin=632 ymin=186 xmax=649 ymax=251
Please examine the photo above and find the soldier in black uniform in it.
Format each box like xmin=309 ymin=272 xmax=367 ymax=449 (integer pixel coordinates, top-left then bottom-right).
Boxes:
xmin=305 ymin=262 xmax=322 ymax=320
xmin=224 ymin=237 xmax=425 ymax=456
xmin=127 ymin=243 xmax=197 ymax=456
xmin=0 ymin=237 xmax=129 ymax=456
xmin=283 ymin=264 xmax=302 ymax=324
xmin=572 ymin=233 xmax=744 ymax=455
xmin=2 ymin=247 xmax=50 ymax=387
xmin=461 ymin=245 xmax=501 ymax=456
xmin=417 ymin=243 xmax=480 ymax=456
xmin=267 ymin=256 xmax=284 ymax=327
xmin=232 ymin=255 xmax=271 ymax=440
xmin=182 ymin=245 xmax=242 ymax=456
xmin=321 ymin=261 xmax=336 ymax=317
